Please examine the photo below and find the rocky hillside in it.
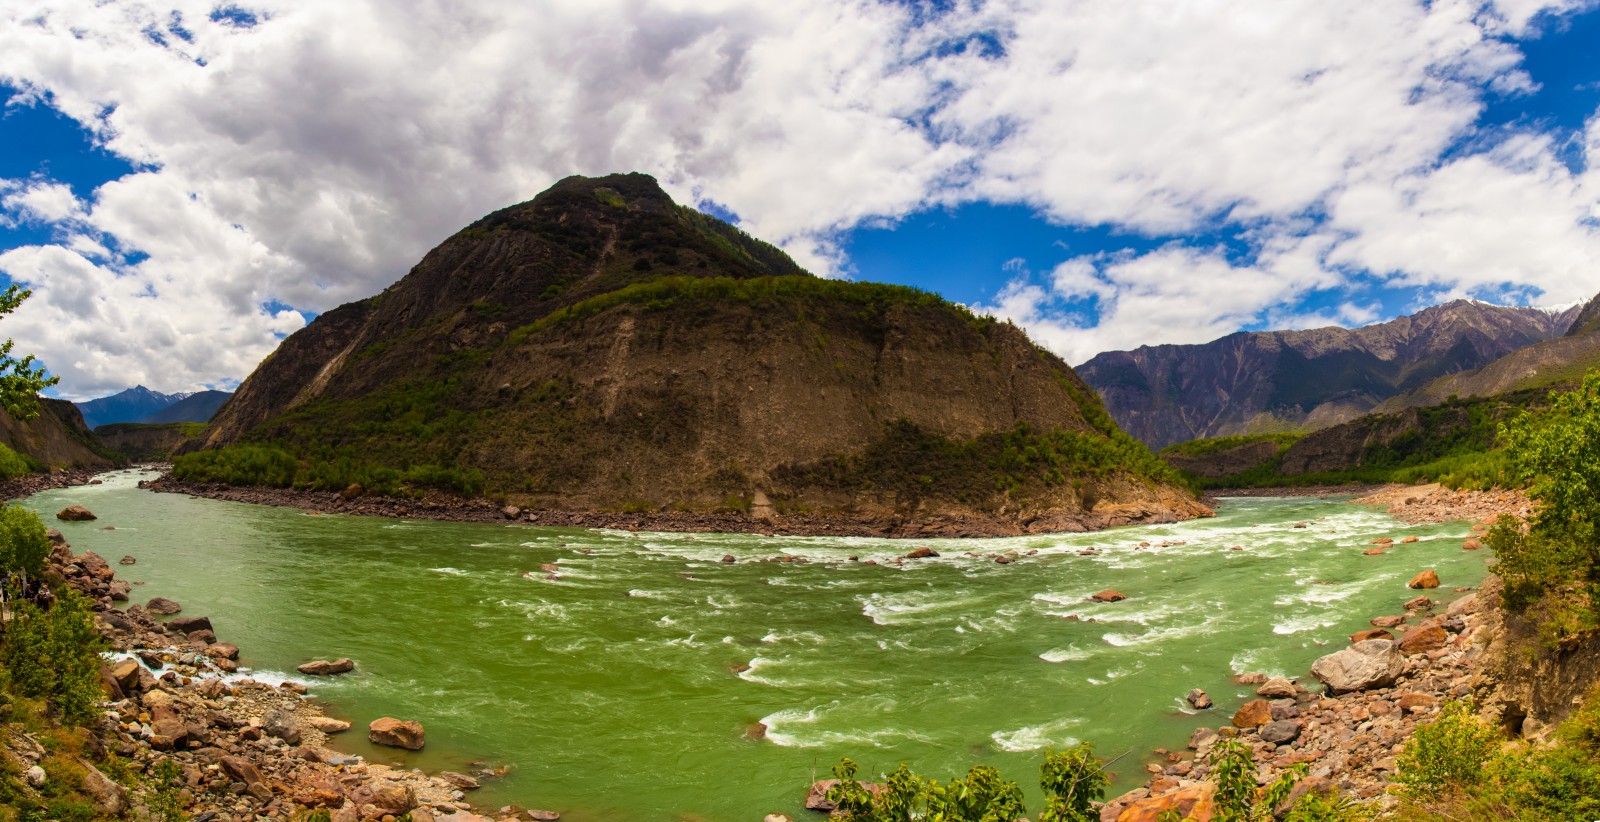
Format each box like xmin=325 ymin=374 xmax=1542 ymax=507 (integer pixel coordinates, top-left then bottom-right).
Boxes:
xmin=1079 ymin=300 xmax=1582 ymax=450
xmin=95 ymin=422 xmax=202 ymax=461
xmin=0 ymin=398 xmax=122 ymax=472
xmin=1375 ymin=289 xmax=1600 ymax=412
xmin=142 ymin=390 xmax=231 ymax=424
xmin=194 ymin=173 xmax=1205 ymax=533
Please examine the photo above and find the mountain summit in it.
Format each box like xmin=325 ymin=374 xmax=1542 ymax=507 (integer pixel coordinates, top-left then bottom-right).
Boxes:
xmin=1078 ymin=299 xmax=1584 ymax=450
xmin=195 ymin=173 xmax=1203 ymax=534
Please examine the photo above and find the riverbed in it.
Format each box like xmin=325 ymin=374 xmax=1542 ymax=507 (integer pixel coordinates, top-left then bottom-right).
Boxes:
xmin=24 ymin=469 xmax=1490 ymax=821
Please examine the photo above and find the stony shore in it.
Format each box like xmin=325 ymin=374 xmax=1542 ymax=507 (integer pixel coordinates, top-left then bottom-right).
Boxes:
xmin=1099 ymin=484 xmax=1523 ymax=821
xmin=38 ymin=524 xmax=562 ymax=822
xmin=0 ymin=467 xmax=114 ymax=501
xmin=144 ymin=474 xmax=1207 ymax=539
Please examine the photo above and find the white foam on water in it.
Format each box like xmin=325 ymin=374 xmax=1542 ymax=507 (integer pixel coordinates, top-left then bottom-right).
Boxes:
xmin=859 ymin=590 xmax=982 ymax=626
xmin=656 ymin=615 xmax=677 ymax=627
xmin=759 ymin=705 xmax=932 ymax=749
xmin=705 ymin=595 xmax=740 ymax=610
xmin=990 ymin=717 xmax=1083 ymax=752
xmin=429 ymin=567 xmax=469 ymax=576
xmin=1039 ymin=646 xmax=1092 ymax=663
xmin=1271 ymin=614 xmax=1339 ymax=635
xmin=626 ymin=589 xmax=664 ymax=598
xmin=1099 ymin=620 xmax=1210 ymax=648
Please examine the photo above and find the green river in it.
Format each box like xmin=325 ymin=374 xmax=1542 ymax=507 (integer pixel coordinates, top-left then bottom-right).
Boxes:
xmin=22 ymin=469 xmax=1491 ymax=821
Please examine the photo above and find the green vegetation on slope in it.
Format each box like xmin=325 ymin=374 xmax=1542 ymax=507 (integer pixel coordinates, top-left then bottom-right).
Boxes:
xmin=1165 ymin=392 xmax=1544 ymax=491
xmin=506 ymin=274 xmax=992 ymax=344
xmin=774 ymin=419 xmax=1191 ymax=510
xmin=1390 ymin=694 xmax=1600 ymax=821
xmin=172 ymin=442 xmax=484 ymax=498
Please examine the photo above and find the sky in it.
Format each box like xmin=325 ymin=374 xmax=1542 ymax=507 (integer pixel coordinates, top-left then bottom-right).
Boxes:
xmin=3 ymin=1 xmax=1600 ymax=400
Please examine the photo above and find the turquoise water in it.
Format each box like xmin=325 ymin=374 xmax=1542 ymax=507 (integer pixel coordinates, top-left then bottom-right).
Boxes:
xmin=24 ymin=470 xmax=1490 ymax=821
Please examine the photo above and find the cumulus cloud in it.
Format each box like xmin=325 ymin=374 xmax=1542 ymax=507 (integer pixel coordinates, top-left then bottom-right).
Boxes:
xmin=0 ymin=0 xmax=1597 ymax=395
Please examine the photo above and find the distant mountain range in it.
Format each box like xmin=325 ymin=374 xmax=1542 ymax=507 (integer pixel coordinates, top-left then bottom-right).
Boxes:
xmin=1078 ymin=299 xmax=1587 ymax=450
xmin=74 ymin=386 xmax=233 ymax=429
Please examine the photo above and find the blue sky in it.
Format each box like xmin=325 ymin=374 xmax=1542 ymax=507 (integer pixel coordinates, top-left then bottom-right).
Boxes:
xmin=1 ymin=1 xmax=1599 ymax=399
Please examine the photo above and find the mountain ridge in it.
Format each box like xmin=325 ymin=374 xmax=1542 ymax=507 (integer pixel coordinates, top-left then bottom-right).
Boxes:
xmin=1078 ymin=299 xmax=1583 ymax=450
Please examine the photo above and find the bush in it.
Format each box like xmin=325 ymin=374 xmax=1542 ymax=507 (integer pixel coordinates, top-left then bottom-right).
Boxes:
xmin=1394 ymin=700 xmax=1501 ymax=801
xmin=0 ymin=443 xmax=34 ymax=480
xmin=1038 ymin=744 xmax=1108 ymax=822
xmin=0 ymin=504 xmax=50 ymax=576
xmin=0 ymin=586 xmax=107 ymax=724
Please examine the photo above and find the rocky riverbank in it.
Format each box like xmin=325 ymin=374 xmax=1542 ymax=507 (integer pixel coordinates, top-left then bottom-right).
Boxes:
xmin=145 ymin=475 xmax=1208 ymax=539
xmin=1100 ymin=484 xmax=1526 ymax=821
xmin=0 ymin=467 xmax=110 ymax=501
xmin=42 ymin=521 xmax=563 ymax=822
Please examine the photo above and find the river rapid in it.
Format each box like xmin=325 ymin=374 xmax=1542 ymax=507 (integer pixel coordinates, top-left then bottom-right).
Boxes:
xmin=23 ymin=469 xmax=1490 ymax=821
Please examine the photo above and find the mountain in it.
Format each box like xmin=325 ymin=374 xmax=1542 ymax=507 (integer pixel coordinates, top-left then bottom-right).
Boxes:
xmin=193 ymin=172 xmax=1205 ymax=532
xmin=1078 ymin=300 xmax=1583 ymax=450
xmin=75 ymin=386 xmax=191 ymax=429
xmin=141 ymin=390 xmax=232 ymax=424
xmin=1373 ymin=290 xmax=1600 ymax=412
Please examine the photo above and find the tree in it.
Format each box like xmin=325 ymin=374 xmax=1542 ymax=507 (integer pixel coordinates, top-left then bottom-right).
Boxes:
xmin=0 ymin=284 xmax=57 ymax=420
xmin=0 ymin=502 xmax=50 ymax=575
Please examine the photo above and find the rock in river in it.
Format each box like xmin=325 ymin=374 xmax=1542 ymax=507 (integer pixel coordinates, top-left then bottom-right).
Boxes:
xmin=1255 ymin=677 xmax=1298 ymax=698
xmin=369 ymin=717 xmax=426 ymax=750
xmin=1186 ymin=688 xmax=1212 ymax=710
xmin=297 ymin=658 xmax=356 ymax=676
xmin=1090 ymin=589 xmax=1128 ymax=603
xmin=1408 ymin=569 xmax=1440 ymax=589
xmin=1232 ymin=699 xmax=1272 ymax=728
xmin=56 ymin=505 xmax=96 ymax=521
xmin=1311 ymin=639 xmax=1404 ymax=694
xmin=145 ymin=597 xmax=182 ymax=615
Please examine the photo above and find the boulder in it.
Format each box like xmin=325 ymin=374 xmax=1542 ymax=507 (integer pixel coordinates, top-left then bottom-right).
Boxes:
xmin=1310 ymin=639 xmax=1404 ymax=694
xmin=110 ymin=658 xmax=141 ymax=691
xmin=1232 ymin=672 xmax=1268 ymax=685
xmin=369 ymin=717 xmax=426 ymax=750
xmin=1405 ymin=595 xmax=1435 ymax=610
xmin=205 ymin=642 xmax=240 ymax=660
xmin=720 ymin=555 xmax=736 ymax=564
xmin=1362 ymin=548 xmax=1385 ymax=556
xmin=1400 ymin=536 xmax=1420 ymax=544
xmin=1116 ymin=783 xmax=1215 ymax=822
xmin=292 ymin=778 xmax=346 ymax=809
xmin=903 ymin=547 xmax=939 ymax=559
xmin=1398 ymin=692 xmax=1440 ymax=714
xmin=1371 ymin=615 xmax=1405 ymax=628
xmin=145 ymin=597 xmax=182 ymax=615
xmin=56 ymin=506 xmax=96 ymax=522
xmin=1409 ymin=570 xmax=1440 ymax=589
xmin=119 ymin=555 xmax=136 ymax=565
xmin=1090 ymin=590 xmax=1129 ymax=603
xmin=1397 ymin=624 xmax=1449 ymax=655
xmin=265 ymin=711 xmax=302 ymax=745
xmin=1186 ymin=688 xmax=1212 ymax=710
xmin=1462 ymin=539 xmax=1481 ymax=550
xmin=108 ymin=580 xmax=131 ymax=601
xmin=440 ymin=771 xmax=481 ymax=789
xmin=297 ymin=658 xmax=356 ymax=676
xmin=79 ymin=759 xmax=126 ymax=814
xmin=1255 ymin=677 xmax=1297 ymax=698
xmin=1259 ymin=719 xmax=1302 ymax=745
xmin=24 ymin=765 xmax=45 ymax=788
xmin=1350 ymin=628 xmax=1393 ymax=643
xmin=76 ymin=551 xmax=114 ymax=580
xmin=1231 ymin=699 xmax=1272 ymax=728
xmin=308 ymin=716 xmax=352 ymax=733
xmin=169 ymin=615 xmax=213 ymax=633
xmin=220 ymin=755 xmax=265 ymax=788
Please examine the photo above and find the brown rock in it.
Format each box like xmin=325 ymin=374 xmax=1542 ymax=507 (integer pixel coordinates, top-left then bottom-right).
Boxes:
xmin=169 ymin=615 xmax=213 ymax=633
xmin=119 ymin=555 xmax=136 ymax=565
xmin=1090 ymin=589 xmax=1128 ymax=603
xmin=1350 ymin=628 xmax=1393 ymax=643
xmin=297 ymin=658 xmax=356 ymax=676
xmin=111 ymin=658 xmax=141 ymax=690
xmin=293 ymin=778 xmax=346 ymax=809
xmin=1186 ymin=688 xmax=1212 ymax=710
xmin=1116 ymin=783 xmax=1215 ymax=822
xmin=1371 ymin=538 xmax=1394 ymax=545
xmin=1398 ymin=693 xmax=1440 ymax=714
xmin=220 ymin=756 xmax=264 ymax=786
xmin=1362 ymin=548 xmax=1386 ymax=556
xmin=108 ymin=579 xmax=131 ymax=601
xmin=1409 ymin=570 xmax=1440 ymax=589
xmin=1232 ymin=699 xmax=1272 ymax=728
xmin=56 ymin=505 xmax=96 ymax=522
xmin=79 ymin=759 xmax=126 ymax=814
xmin=1400 ymin=536 xmax=1420 ymax=544
xmin=146 ymin=597 xmax=182 ymax=615
xmin=1397 ymin=624 xmax=1449 ymax=654
xmin=205 ymin=643 xmax=240 ymax=660
xmin=368 ymin=717 xmax=426 ymax=750
xmin=308 ymin=716 xmax=352 ymax=733
xmin=1371 ymin=615 xmax=1405 ymax=628
xmin=1232 ymin=672 xmax=1268 ymax=685
xmin=1255 ymin=677 xmax=1297 ymax=699
xmin=76 ymin=551 xmax=114 ymax=580
xmin=1462 ymin=539 xmax=1481 ymax=550
xmin=1405 ymin=595 xmax=1435 ymax=610
xmin=903 ymin=547 xmax=938 ymax=559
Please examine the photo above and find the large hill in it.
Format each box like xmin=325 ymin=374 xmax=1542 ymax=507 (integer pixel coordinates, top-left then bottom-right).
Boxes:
xmin=192 ymin=173 xmax=1204 ymax=533
xmin=0 ymin=398 xmax=122 ymax=473
xmin=75 ymin=385 xmax=190 ymax=428
xmin=141 ymin=390 xmax=232 ymax=424
xmin=1078 ymin=300 xmax=1582 ymax=450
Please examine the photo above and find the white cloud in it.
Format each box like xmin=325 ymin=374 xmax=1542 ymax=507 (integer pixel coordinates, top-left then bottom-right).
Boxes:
xmin=0 ymin=0 xmax=1597 ymax=396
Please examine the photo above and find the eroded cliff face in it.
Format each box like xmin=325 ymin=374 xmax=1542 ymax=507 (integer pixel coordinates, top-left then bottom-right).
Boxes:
xmin=1080 ymin=301 xmax=1582 ymax=450
xmin=198 ymin=173 xmax=1205 ymax=527
xmin=1476 ymin=576 xmax=1600 ymax=741
xmin=0 ymin=399 xmax=120 ymax=471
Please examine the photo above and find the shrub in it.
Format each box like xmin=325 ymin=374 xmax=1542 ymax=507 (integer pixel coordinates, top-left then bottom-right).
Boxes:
xmin=1039 ymin=744 xmax=1108 ymax=822
xmin=0 ymin=443 xmax=34 ymax=479
xmin=0 ymin=586 xmax=107 ymax=724
xmin=1394 ymin=700 xmax=1500 ymax=801
xmin=0 ymin=504 xmax=50 ymax=576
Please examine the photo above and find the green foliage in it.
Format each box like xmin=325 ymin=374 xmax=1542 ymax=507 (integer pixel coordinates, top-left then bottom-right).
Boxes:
xmin=1160 ymin=433 xmax=1303 ymax=459
xmin=505 ymin=275 xmax=993 ymax=345
xmin=0 ymin=504 xmax=50 ymax=576
xmin=1038 ymin=744 xmax=1108 ymax=822
xmin=0 ymin=586 xmax=107 ymax=724
xmin=1394 ymin=700 xmax=1501 ymax=801
xmin=144 ymin=758 xmax=186 ymax=822
xmin=172 ymin=444 xmax=298 ymax=487
xmin=173 ymin=443 xmax=484 ymax=499
xmin=0 ymin=443 xmax=35 ymax=480
xmin=923 ymin=765 xmax=1025 ymax=822
xmin=0 ymin=285 xmax=58 ymax=421
xmin=1208 ymin=738 xmax=1306 ymax=822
